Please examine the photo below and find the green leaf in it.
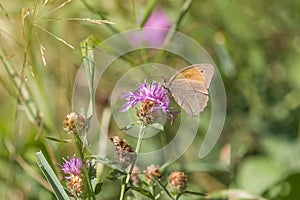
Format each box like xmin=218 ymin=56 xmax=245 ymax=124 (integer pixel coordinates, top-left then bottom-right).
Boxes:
xmin=150 ymin=123 xmax=164 ymax=131
xmin=106 ymin=169 xmax=126 ymax=180
xmin=94 ymin=156 xmax=114 ymax=164
xmin=207 ymin=189 xmax=266 ymax=200
xmin=0 ymin=48 xmax=41 ymax=125
xmin=129 ymin=186 xmax=155 ymax=199
xmin=94 ymin=182 xmax=103 ymax=195
xmin=94 ymin=156 xmax=124 ymax=171
xmin=120 ymin=122 xmax=136 ymax=131
xmin=45 ymin=136 xmax=73 ymax=143
xmin=176 ymin=190 xmax=206 ymax=200
xmin=236 ymin=156 xmax=286 ymax=195
xmin=36 ymin=151 xmax=69 ymax=200
xmin=151 ymin=175 xmax=174 ymax=200
xmin=88 ymin=160 xmax=97 ymax=179
xmin=120 ymin=121 xmax=142 ymax=131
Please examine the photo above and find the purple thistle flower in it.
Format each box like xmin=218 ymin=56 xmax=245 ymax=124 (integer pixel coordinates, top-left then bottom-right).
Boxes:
xmin=61 ymin=155 xmax=83 ymax=177
xmin=121 ymin=81 xmax=174 ymax=123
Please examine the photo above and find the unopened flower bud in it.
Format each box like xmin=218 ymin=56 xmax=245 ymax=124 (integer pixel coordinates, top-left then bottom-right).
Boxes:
xmin=168 ymin=171 xmax=187 ymax=194
xmin=64 ymin=112 xmax=85 ymax=134
xmin=110 ymin=136 xmax=136 ymax=168
xmin=144 ymin=164 xmax=162 ymax=185
xmin=130 ymin=165 xmax=141 ymax=186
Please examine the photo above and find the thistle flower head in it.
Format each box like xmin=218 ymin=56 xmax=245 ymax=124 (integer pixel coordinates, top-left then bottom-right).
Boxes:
xmin=110 ymin=136 xmax=136 ymax=168
xmin=121 ymin=81 xmax=173 ymax=124
xmin=130 ymin=165 xmax=141 ymax=187
xmin=61 ymin=155 xmax=84 ymax=197
xmin=61 ymin=155 xmax=83 ymax=177
xmin=144 ymin=164 xmax=162 ymax=185
xmin=64 ymin=112 xmax=86 ymax=134
xmin=168 ymin=171 xmax=188 ymax=194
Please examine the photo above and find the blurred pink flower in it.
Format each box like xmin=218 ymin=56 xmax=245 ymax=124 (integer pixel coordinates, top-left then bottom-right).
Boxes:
xmin=132 ymin=9 xmax=172 ymax=47
xmin=144 ymin=9 xmax=171 ymax=29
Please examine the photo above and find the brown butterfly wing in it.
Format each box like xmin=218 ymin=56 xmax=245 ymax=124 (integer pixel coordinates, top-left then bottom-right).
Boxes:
xmin=168 ymin=79 xmax=209 ymax=116
xmin=168 ymin=64 xmax=214 ymax=116
xmin=196 ymin=63 xmax=214 ymax=88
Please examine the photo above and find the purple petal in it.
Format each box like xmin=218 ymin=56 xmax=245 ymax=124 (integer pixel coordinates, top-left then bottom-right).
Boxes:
xmin=61 ymin=155 xmax=83 ymax=175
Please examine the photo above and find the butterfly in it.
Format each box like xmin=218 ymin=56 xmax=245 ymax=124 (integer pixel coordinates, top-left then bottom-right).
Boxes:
xmin=165 ymin=63 xmax=214 ymax=116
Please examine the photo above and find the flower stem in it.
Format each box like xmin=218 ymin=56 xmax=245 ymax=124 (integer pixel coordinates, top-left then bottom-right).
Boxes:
xmin=119 ymin=125 xmax=147 ymax=200
xmin=75 ymin=134 xmax=95 ymax=200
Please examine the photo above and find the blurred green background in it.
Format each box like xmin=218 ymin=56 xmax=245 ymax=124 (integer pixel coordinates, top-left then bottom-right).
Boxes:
xmin=0 ymin=0 xmax=299 ymax=199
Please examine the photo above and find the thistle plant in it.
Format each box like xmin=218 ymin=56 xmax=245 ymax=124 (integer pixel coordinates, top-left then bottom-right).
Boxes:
xmin=36 ymin=64 xmax=207 ymax=199
xmin=61 ymin=112 xmax=96 ymax=200
xmin=117 ymin=80 xmax=175 ymax=199
xmin=1 ymin=0 xmax=280 ymax=199
xmin=61 ymin=155 xmax=85 ymax=197
xmin=107 ymin=80 xmax=207 ymax=200
xmin=35 ymin=1 xmax=216 ymax=200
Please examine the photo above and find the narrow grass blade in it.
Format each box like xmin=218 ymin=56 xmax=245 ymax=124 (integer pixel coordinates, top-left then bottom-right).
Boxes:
xmin=0 ymin=48 xmax=41 ymax=125
xmin=80 ymin=0 xmax=119 ymax=34
xmin=163 ymin=0 xmax=194 ymax=46
xmin=34 ymin=24 xmax=75 ymax=49
xmin=140 ymin=0 xmax=157 ymax=28
xmin=36 ymin=151 xmax=69 ymax=200
xmin=45 ymin=136 xmax=73 ymax=143
xmin=0 ymin=3 xmax=13 ymax=21
xmin=40 ymin=18 xmax=114 ymax=25
xmin=80 ymin=37 xmax=95 ymax=119
xmin=173 ymin=0 xmax=194 ymax=30
xmin=41 ymin=0 xmax=72 ymax=18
